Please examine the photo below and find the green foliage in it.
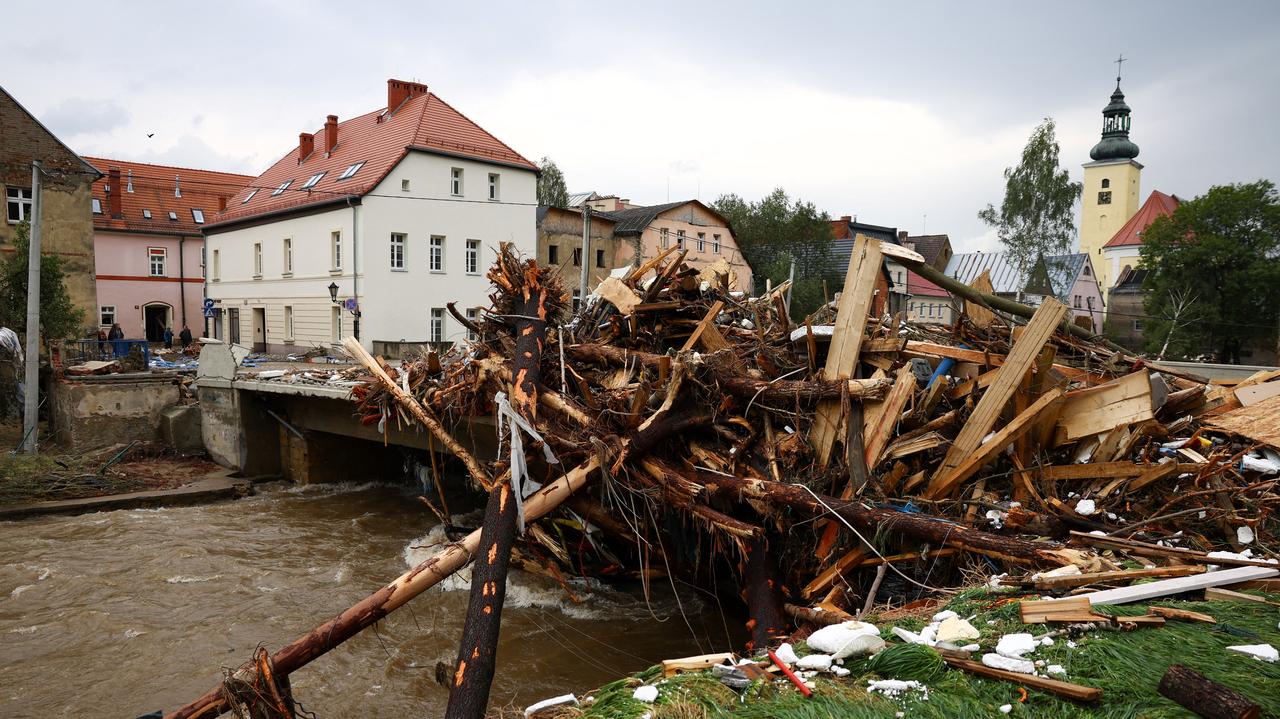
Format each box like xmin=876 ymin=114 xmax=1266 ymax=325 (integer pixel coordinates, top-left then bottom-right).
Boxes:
xmin=1139 ymin=180 xmax=1280 ymax=361
xmin=537 ymin=157 xmax=571 ymax=208
xmin=710 ymin=189 xmax=837 ymax=316
xmin=978 ymin=118 xmax=1082 ymax=279
xmin=865 ymin=643 xmax=944 ymax=681
xmin=0 ymin=221 xmax=85 ymax=342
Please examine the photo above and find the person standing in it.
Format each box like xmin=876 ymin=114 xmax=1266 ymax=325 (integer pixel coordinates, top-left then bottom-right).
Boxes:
xmin=163 ymin=326 xmax=174 ymax=350
xmin=179 ymin=324 xmax=193 ymax=349
xmin=108 ymin=323 xmax=125 ymax=357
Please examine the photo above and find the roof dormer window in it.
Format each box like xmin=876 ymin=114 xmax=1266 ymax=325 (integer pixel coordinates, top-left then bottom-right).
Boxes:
xmin=243 ymin=189 xmax=258 ymax=204
xmin=337 ymin=161 xmax=365 ymax=180
xmin=301 ymin=172 xmax=326 ymax=189
xmin=143 ymin=209 xmax=153 ymax=219
xmin=272 ymin=180 xmax=292 ymax=196
xmin=192 ymin=209 xmax=205 ymax=224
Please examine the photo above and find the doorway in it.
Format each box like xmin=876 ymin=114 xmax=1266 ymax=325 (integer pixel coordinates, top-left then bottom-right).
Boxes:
xmin=228 ymin=308 xmax=240 ymax=345
xmin=252 ymin=308 xmax=267 ymax=352
xmin=143 ymin=304 xmax=170 ymax=342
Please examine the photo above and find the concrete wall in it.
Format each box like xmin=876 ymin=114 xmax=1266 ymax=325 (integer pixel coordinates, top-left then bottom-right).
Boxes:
xmin=51 ymin=375 xmax=178 ymax=451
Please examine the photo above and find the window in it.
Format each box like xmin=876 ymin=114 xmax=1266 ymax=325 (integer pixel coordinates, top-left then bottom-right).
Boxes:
xmin=465 ymin=239 xmax=480 ymax=274
xmin=148 ymin=247 xmax=167 ymax=277
xmin=1134 ymin=319 xmax=1144 ymax=331
xmin=712 ymin=234 xmax=721 ymax=253
xmin=390 ymin=233 xmax=405 ymax=269
xmin=488 ymin=173 xmax=499 ymax=201
xmin=92 ymin=198 xmax=102 ymax=214
xmin=271 ymin=180 xmax=292 ymax=196
xmin=572 ymin=247 xmax=582 ymax=266
xmin=401 ymin=179 xmax=410 ymax=192
xmin=1101 ymin=179 xmax=1111 ymax=189
xmin=1083 ymin=264 xmax=1091 ymax=276
xmin=99 ymin=306 xmax=116 ymax=326
xmin=284 ymin=306 xmax=294 ymax=342
xmin=465 ymin=308 xmax=479 ymax=342
xmin=1074 ymin=294 xmax=1082 ymax=308
xmin=660 ymin=228 xmax=669 ymax=248
xmin=192 ymin=209 xmax=205 ymax=224
xmin=337 ymin=162 xmax=365 ymax=180
xmin=450 ymin=167 xmax=464 ymax=196
xmin=143 ymin=209 xmax=152 ymax=219
xmin=283 ymin=238 xmax=293 ymax=275
xmin=548 ymin=244 xmax=559 ymax=264
xmin=242 ymin=189 xmax=257 ymax=204
xmin=212 ymin=249 xmax=220 ymax=281
xmin=167 ymin=211 xmax=178 ymax=221
xmin=697 ymin=232 xmax=705 ymax=252
xmin=1086 ymin=297 xmax=1095 ymax=310
xmin=429 ymin=236 xmax=444 ymax=272
xmin=6 ymin=187 xmax=32 ymax=223
xmin=676 ymin=230 xmax=685 ymax=248
xmin=1098 ymin=191 xmax=1112 ymax=205
xmin=572 ymin=289 xmax=581 ymax=312
xmin=253 ymin=243 xmax=263 ymax=277
xmin=430 ymin=308 xmax=444 ymax=342
xmin=595 ymin=249 xmax=605 ymax=268
xmin=331 ymin=231 xmax=342 ymax=270
xmin=301 ymin=172 xmax=326 ymax=189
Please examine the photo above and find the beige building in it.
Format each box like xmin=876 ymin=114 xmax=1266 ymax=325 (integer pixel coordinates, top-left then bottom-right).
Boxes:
xmin=596 ymin=200 xmax=753 ymax=292
xmin=536 ymin=206 xmax=619 ymax=310
xmin=1079 ymin=77 xmax=1142 ymax=293
xmin=1 ymin=85 xmax=101 ymax=332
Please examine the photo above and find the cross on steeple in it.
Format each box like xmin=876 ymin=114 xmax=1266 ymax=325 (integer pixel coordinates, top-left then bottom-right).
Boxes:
xmin=1115 ymin=54 xmax=1126 ymax=84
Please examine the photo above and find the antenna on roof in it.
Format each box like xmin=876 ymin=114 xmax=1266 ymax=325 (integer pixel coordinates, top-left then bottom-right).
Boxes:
xmin=174 ymin=175 xmax=182 ymax=198
xmin=126 ymin=169 xmax=134 ymax=193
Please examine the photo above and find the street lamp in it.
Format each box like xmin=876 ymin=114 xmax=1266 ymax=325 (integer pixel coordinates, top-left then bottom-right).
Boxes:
xmin=327 ymin=282 xmax=360 ymax=341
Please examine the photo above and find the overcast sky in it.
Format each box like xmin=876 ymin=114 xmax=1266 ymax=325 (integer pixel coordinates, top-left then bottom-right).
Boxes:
xmin=4 ymin=1 xmax=1277 ymax=251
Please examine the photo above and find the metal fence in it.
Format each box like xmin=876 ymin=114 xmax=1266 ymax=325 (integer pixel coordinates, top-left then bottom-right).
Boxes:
xmin=63 ymin=339 xmax=151 ymax=367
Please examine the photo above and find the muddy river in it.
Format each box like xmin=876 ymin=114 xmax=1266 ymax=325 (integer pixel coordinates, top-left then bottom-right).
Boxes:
xmin=0 ymin=482 xmax=737 ymax=718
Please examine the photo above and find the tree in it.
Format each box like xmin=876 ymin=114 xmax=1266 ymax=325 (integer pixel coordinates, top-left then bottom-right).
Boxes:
xmin=0 ymin=221 xmax=85 ymax=343
xmin=536 ymin=157 xmax=570 ymax=208
xmin=712 ymin=189 xmax=837 ymax=316
xmin=978 ymin=118 xmax=1082 ymax=280
xmin=1140 ymin=180 xmax=1280 ymax=362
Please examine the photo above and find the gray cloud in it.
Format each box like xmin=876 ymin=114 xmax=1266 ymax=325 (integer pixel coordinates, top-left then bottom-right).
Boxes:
xmin=40 ymin=98 xmax=131 ymax=137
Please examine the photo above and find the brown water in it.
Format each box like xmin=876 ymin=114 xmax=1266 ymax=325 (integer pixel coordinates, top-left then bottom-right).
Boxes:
xmin=0 ymin=482 xmax=737 ymax=718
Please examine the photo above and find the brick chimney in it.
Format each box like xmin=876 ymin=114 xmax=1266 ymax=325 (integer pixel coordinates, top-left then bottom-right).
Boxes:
xmin=299 ymin=132 xmax=314 ymax=161
xmin=217 ymin=196 xmax=227 ymax=211
xmin=107 ymin=167 xmax=123 ymax=218
xmin=841 ymin=215 xmax=852 ymax=223
xmin=386 ymin=79 xmax=428 ymax=112
xmin=324 ymin=115 xmax=338 ymax=154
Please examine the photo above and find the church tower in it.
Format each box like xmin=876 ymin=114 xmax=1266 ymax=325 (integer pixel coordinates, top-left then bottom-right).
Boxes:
xmin=1080 ymin=67 xmax=1142 ymax=292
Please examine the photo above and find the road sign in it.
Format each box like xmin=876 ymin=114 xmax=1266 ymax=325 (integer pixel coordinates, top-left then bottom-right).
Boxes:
xmin=202 ymin=308 xmax=216 ymax=318
xmin=343 ymin=298 xmax=358 ymax=312
xmin=203 ymin=298 xmax=215 ymax=310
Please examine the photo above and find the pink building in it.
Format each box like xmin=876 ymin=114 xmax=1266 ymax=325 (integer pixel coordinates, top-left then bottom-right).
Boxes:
xmin=86 ymin=159 xmax=251 ymax=341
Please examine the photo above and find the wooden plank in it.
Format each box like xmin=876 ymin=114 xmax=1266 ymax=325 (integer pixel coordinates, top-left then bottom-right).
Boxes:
xmin=1035 ymin=461 xmax=1202 ymax=482
xmin=1148 ymin=606 xmax=1216 ymax=623
xmin=801 ymin=547 xmax=866 ymax=599
xmin=1235 ymin=380 xmax=1280 ymax=406
xmin=965 ymin=269 xmax=998 ymax=328
xmin=862 ymin=337 xmax=907 ymax=354
xmin=1034 ymin=565 xmax=1205 ymax=590
xmin=595 ymin=276 xmax=640 ymax=315
xmin=942 ymin=657 xmax=1102 ymax=702
xmin=809 ymin=235 xmax=883 ymax=467
xmin=1068 ymin=531 xmax=1280 ymax=568
xmin=1126 ymin=459 xmax=1183 ymax=493
xmin=1206 ymin=394 xmax=1280 ymax=450
xmin=1081 ymin=566 xmax=1279 ymax=606
xmin=927 ymin=388 xmax=1065 ymax=499
xmin=680 ymin=300 xmax=729 ymax=352
xmin=1203 ymin=587 xmax=1280 ymax=607
xmin=925 ymin=299 xmax=1069 ymax=498
xmin=662 ymin=652 xmax=735 ymax=677
xmin=883 ymin=431 xmax=947 ymax=461
xmin=862 ymin=364 xmax=917 ymax=471
xmin=1055 ymin=369 xmax=1154 ymax=443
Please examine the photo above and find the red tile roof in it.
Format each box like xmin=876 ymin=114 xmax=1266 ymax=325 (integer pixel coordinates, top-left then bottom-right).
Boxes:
xmin=85 ymin=157 xmax=252 ymax=235
xmin=209 ymin=83 xmax=537 ymax=228
xmin=906 ymin=269 xmax=949 ymax=297
xmin=1102 ymin=190 xmax=1180 ymax=248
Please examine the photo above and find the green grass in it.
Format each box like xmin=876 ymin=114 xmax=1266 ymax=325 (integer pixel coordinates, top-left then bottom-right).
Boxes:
xmin=571 ymin=588 xmax=1280 ymax=719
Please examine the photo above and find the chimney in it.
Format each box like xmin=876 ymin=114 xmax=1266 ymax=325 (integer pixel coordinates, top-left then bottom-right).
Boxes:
xmin=107 ymin=167 xmax=123 ymax=218
xmin=386 ymin=79 xmax=429 ymax=112
xmin=324 ymin=115 xmax=338 ymax=154
xmin=298 ymin=132 xmax=314 ymax=161
xmin=841 ymin=215 xmax=852 ymax=223
xmin=217 ymin=196 xmax=227 ymax=212
xmin=174 ymin=175 xmax=182 ymax=198
xmin=898 ymin=230 xmax=908 ymax=242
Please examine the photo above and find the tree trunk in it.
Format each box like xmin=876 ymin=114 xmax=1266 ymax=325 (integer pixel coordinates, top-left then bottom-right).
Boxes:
xmin=1157 ymin=664 xmax=1261 ymax=719
xmin=743 ymin=534 xmax=787 ymax=651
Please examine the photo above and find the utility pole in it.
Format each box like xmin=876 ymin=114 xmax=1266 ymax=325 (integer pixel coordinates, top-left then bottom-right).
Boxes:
xmin=21 ymin=161 xmax=43 ymax=454
xmin=578 ymin=205 xmax=592 ymax=305
xmin=785 ymin=255 xmax=796 ymax=315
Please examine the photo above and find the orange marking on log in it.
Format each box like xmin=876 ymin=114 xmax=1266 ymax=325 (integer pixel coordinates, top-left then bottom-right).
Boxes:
xmin=499 ymin=485 xmax=510 ymax=512
xmin=483 ymin=605 xmax=492 ymax=614
xmin=471 ymin=648 xmax=480 ymax=659
xmin=488 ymin=544 xmax=498 ymax=563
xmin=454 ymin=660 xmax=467 ymax=686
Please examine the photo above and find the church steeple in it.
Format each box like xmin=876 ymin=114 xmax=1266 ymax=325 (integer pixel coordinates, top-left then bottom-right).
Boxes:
xmin=1089 ymin=57 xmax=1140 ymax=161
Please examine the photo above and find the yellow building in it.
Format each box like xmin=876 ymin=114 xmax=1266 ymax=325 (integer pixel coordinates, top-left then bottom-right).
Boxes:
xmin=1079 ymin=77 xmax=1142 ymax=293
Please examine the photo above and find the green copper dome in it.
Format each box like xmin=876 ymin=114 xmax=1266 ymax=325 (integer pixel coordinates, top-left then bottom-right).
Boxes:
xmin=1090 ymin=81 xmax=1139 ymax=161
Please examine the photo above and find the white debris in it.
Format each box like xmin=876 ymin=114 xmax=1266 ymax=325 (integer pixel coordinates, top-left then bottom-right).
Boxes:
xmin=1237 ymin=526 xmax=1255 ymax=545
xmin=961 ymin=643 xmax=981 ymax=652
xmin=987 ymin=573 xmax=1009 ymax=589
xmin=796 ymin=653 xmax=834 ymax=671
xmin=933 ymin=609 xmax=958 ymax=622
xmin=936 ymin=616 xmax=981 ymax=643
xmin=982 ymin=653 xmax=1035 ymax=674
xmin=1241 ymin=453 xmax=1280 ymax=475
xmin=632 ymin=685 xmax=659 ymax=702
xmin=999 ymin=704 xmax=1013 ymax=714
xmin=807 ymin=621 xmax=885 ymax=658
xmin=831 ymin=665 xmax=851 ymax=677
xmin=1226 ymin=644 xmax=1278 ymax=663
xmin=996 ymin=633 xmax=1038 ymax=658
xmin=918 ymin=625 xmax=938 ymax=646
xmin=1041 ymin=637 xmax=1055 ymax=646
xmin=1046 ymin=664 xmax=1066 ymax=676
xmin=891 ymin=626 xmax=924 ymax=645
xmin=524 ymin=694 xmax=578 ymax=716
xmin=1075 ymin=499 xmax=1097 ymax=516
xmin=985 ymin=509 xmax=1005 ymax=528
xmin=867 ymin=679 xmax=929 ymax=700
xmin=1032 ymin=565 xmax=1081 ymax=581
xmin=774 ymin=642 xmax=800 ymax=666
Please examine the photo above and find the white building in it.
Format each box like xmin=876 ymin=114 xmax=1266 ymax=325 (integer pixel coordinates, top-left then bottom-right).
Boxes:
xmin=203 ymin=79 xmax=538 ymax=356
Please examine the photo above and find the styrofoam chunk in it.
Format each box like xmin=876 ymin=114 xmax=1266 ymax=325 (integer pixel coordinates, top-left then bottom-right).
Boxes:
xmin=807 ymin=621 xmax=885 ymax=658
xmin=996 ymin=633 xmax=1037 ymax=658
xmin=774 ymin=642 xmax=799 ymax=665
xmin=1226 ymin=644 xmax=1278 ymax=663
xmin=796 ymin=653 xmax=833 ymax=671
xmin=982 ymin=653 xmax=1035 ymax=674
xmin=632 ymin=685 xmax=659 ymax=702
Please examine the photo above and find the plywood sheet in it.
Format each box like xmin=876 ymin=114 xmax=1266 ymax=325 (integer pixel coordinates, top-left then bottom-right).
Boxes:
xmin=1206 ymin=394 xmax=1280 ymax=449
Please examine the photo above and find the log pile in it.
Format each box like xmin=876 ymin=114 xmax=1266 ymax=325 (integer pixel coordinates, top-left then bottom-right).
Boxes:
xmin=165 ymin=238 xmax=1279 ymax=718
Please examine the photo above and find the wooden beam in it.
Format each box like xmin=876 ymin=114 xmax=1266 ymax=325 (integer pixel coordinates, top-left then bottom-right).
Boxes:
xmin=1081 ymin=566 xmax=1280 ymax=606
xmin=863 ymin=364 xmax=917 ymax=471
xmin=925 ymin=299 xmax=1068 ymax=498
xmin=810 ymin=235 xmax=883 ymax=467
xmin=965 ymin=269 xmax=998 ymax=328
xmin=942 ymin=657 xmax=1102 ymax=702
xmin=1033 ymin=565 xmax=1205 ymax=590
xmin=681 ymin=300 xmax=729 ymax=352
xmin=1055 ymin=369 xmax=1153 ymax=443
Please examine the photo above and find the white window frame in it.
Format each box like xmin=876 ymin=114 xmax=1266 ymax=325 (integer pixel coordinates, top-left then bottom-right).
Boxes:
xmin=465 ymin=239 xmax=480 ymax=275
xmin=253 ymin=242 xmax=263 ymax=278
xmin=676 ymin=230 xmax=685 ymax=248
xmin=301 ymin=172 xmax=326 ymax=189
xmin=429 ymin=236 xmax=445 ymax=272
xmin=390 ymin=233 xmax=406 ymax=270
xmin=713 ymin=234 xmax=721 ymax=254
xmin=92 ymin=198 xmax=102 ymax=214
xmin=660 ymin=228 xmax=669 ymax=248
xmin=465 ymin=308 xmax=479 ymax=342
xmin=283 ymin=237 xmax=293 ymax=275
xmin=337 ymin=161 xmax=365 ymax=180
xmin=242 ymin=189 xmax=257 ymax=204
xmin=450 ymin=167 xmax=464 ymax=196
xmin=284 ymin=305 xmax=295 ymax=342
xmin=271 ymin=180 xmax=292 ymax=196
xmin=191 ymin=208 xmax=205 ymax=224
xmin=331 ymin=230 xmax=342 ymax=271
xmin=430 ymin=308 xmax=444 ymax=342
xmin=6 ymin=186 xmax=32 ymax=224
xmin=143 ymin=209 xmax=152 ymax=219
xmin=148 ymin=247 xmax=167 ymax=277
xmin=697 ymin=232 xmax=705 ymax=252
xmin=212 ymin=249 xmax=221 ymax=282
xmin=488 ymin=173 xmax=499 ymax=201
xmin=99 ymin=305 xmax=116 ymax=326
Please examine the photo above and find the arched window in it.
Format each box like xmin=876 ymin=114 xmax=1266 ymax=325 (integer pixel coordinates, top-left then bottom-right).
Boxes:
xmin=1101 ymin=179 xmax=1110 ymax=189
